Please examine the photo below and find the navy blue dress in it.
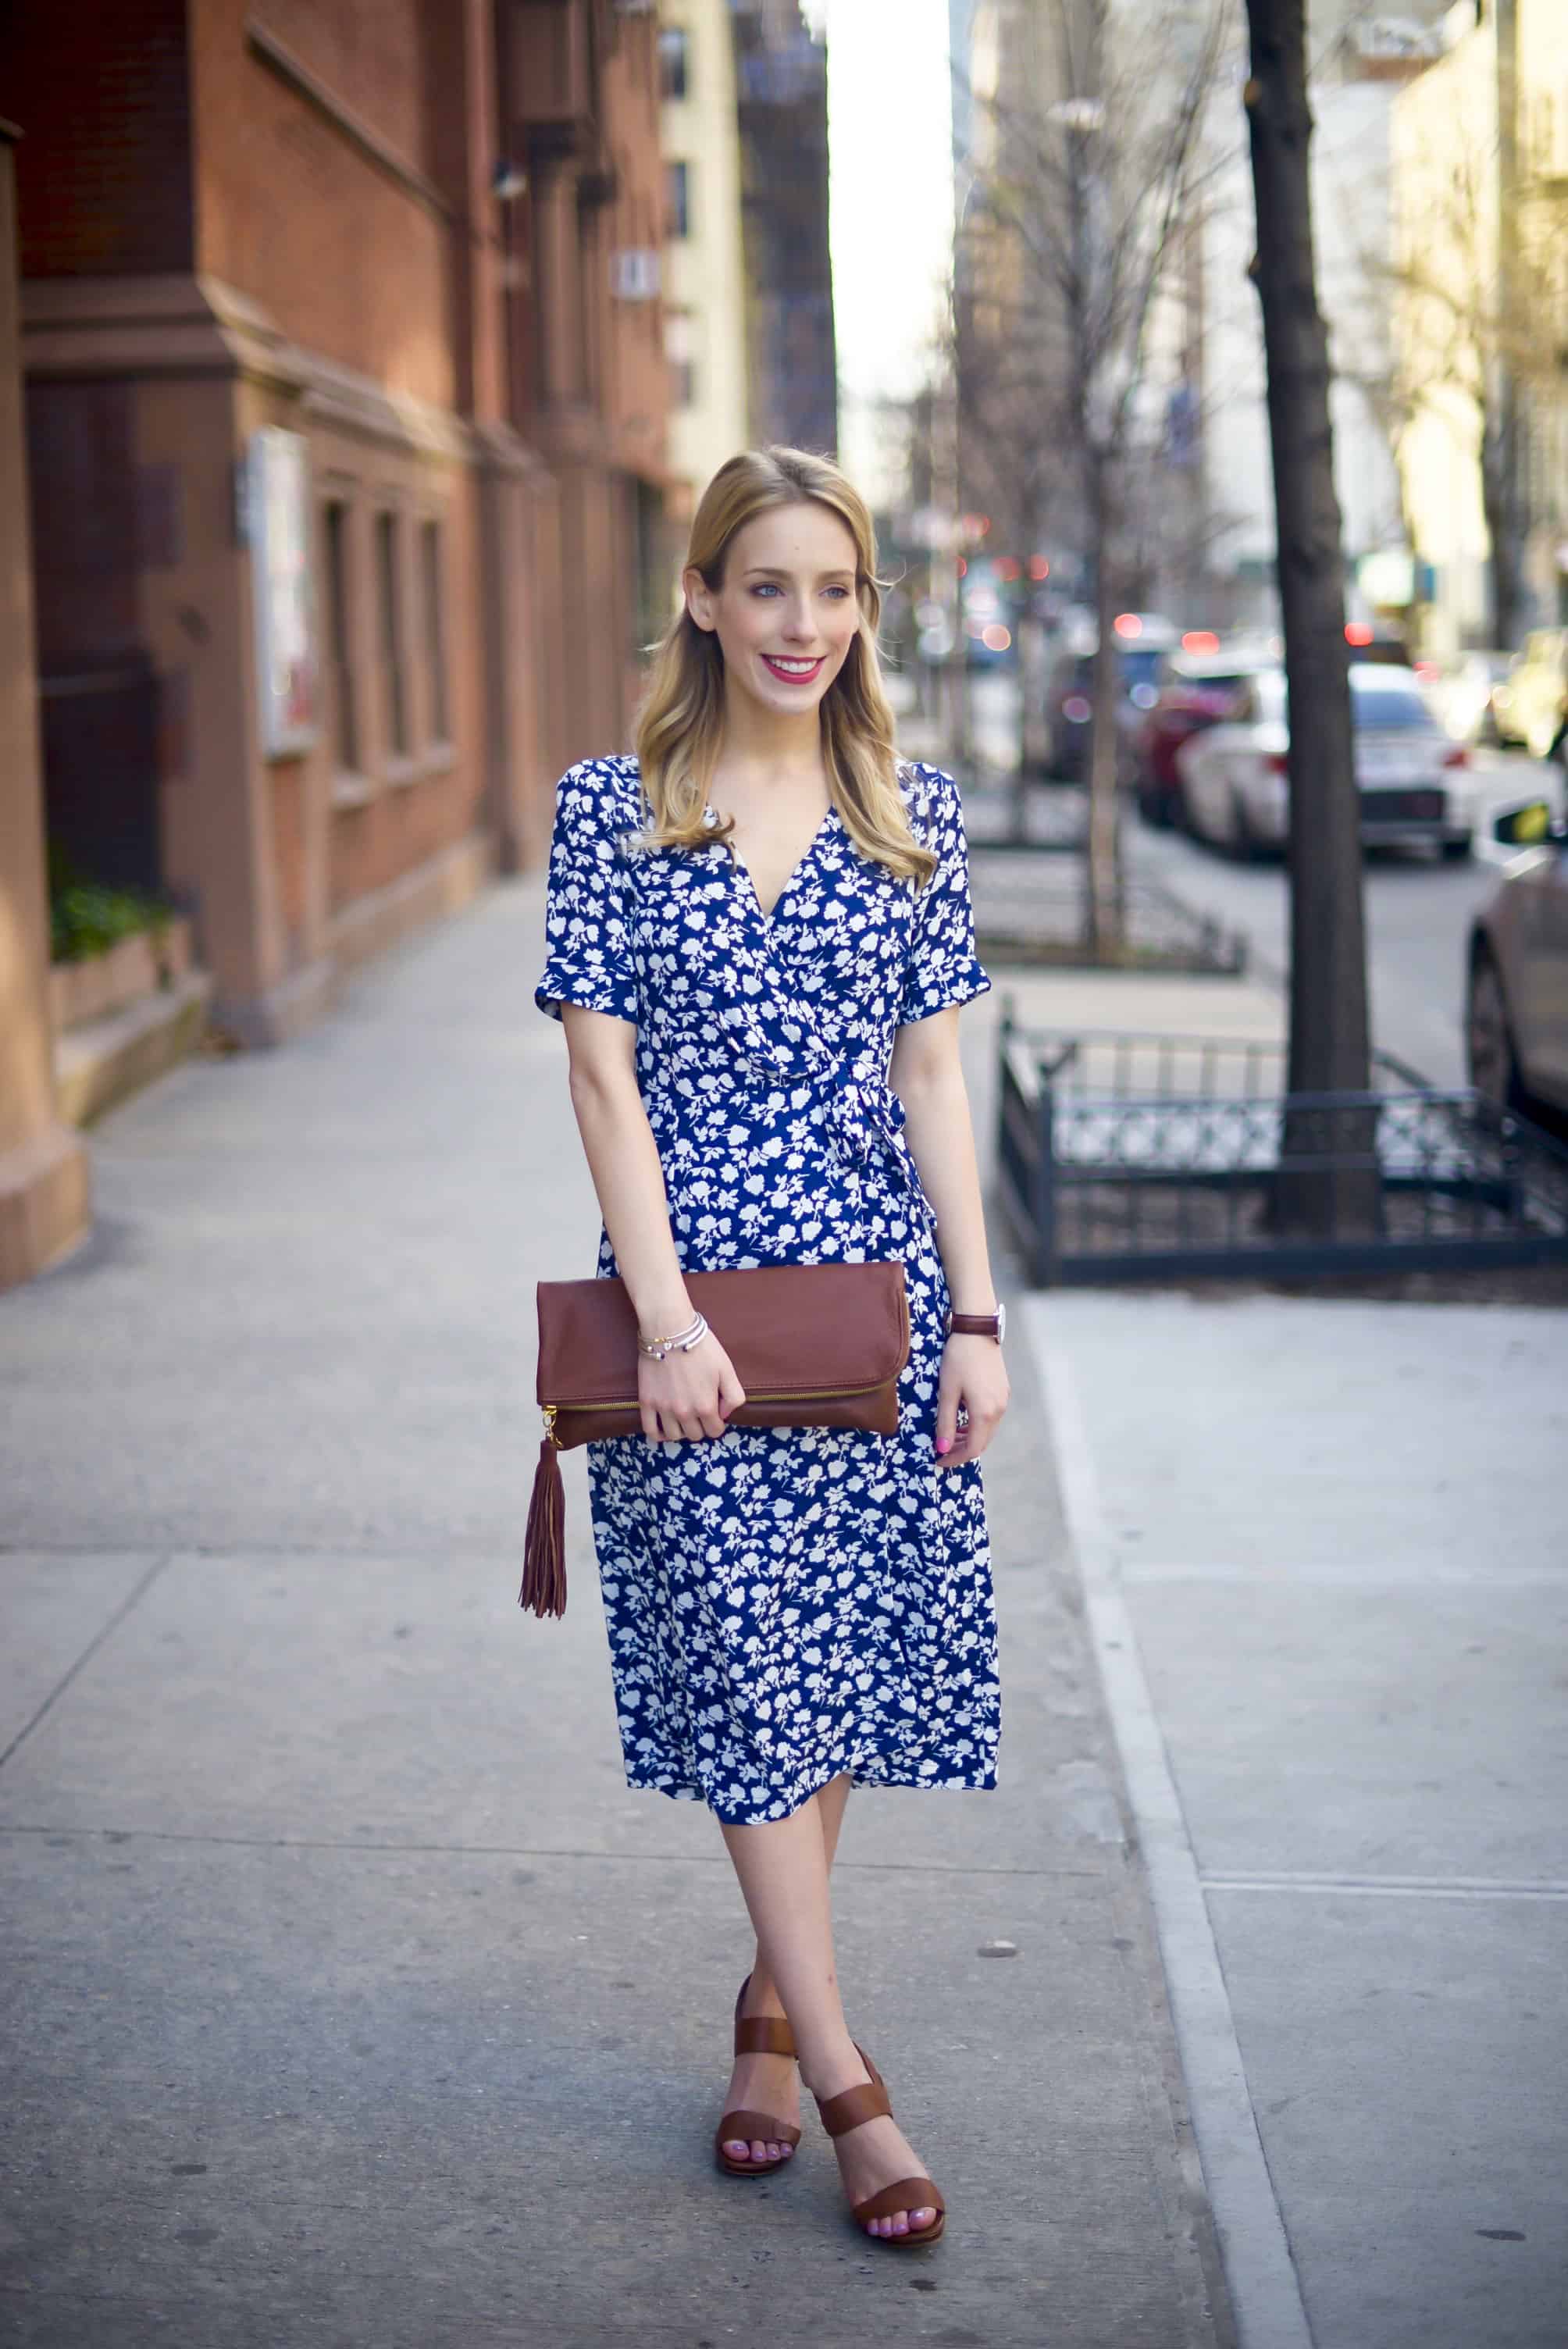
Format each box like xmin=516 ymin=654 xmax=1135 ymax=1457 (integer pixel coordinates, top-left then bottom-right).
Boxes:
xmin=535 ymin=754 xmax=1000 ymax=1825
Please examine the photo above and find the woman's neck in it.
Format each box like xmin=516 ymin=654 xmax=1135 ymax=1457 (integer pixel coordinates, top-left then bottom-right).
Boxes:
xmin=713 ymin=691 xmax=825 ymax=790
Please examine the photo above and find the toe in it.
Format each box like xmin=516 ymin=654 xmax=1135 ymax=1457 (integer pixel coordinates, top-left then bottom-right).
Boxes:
xmin=891 ymin=2212 xmax=910 ymax=2236
xmin=911 ymin=2207 xmax=937 ymax=2233
xmin=750 ymin=2140 xmax=769 ymax=2164
xmin=724 ymin=2140 xmax=750 ymax=2161
xmin=764 ymin=2141 xmax=781 ymax=2162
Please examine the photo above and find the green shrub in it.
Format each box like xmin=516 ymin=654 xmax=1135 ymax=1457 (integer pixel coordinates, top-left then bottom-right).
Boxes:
xmin=48 ymin=845 xmax=174 ymax=965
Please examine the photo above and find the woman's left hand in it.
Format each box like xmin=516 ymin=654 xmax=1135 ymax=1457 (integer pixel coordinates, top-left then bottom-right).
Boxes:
xmin=933 ymin=1335 xmax=1010 ymax=1469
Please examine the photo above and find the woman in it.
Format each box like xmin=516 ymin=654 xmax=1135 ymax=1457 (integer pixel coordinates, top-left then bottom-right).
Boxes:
xmin=535 ymin=447 xmax=1007 ymax=2247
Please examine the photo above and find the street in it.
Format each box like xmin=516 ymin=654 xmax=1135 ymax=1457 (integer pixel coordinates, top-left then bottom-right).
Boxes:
xmin=959 ymin=670 xmax=1556 ymax=1088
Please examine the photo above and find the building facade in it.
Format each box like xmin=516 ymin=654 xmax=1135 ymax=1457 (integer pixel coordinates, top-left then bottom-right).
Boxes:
xmin=659 ymin=0 xmax=752 ymax=521
xmin=1392 ymin=0 xmax=1568 ymax=653
xmin=1 ymin=0 xmax=672 ymax=1282
xmin=731 ymin=0 xmax=837 ymax=457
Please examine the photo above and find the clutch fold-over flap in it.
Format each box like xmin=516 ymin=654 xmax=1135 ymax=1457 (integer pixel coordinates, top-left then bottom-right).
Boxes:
xmin=536 ymin=1261 xmax=909 ymax=1409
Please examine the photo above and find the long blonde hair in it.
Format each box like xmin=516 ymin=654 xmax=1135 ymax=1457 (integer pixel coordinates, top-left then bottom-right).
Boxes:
xmin=633 ymin=447 xmax=935 ymax=886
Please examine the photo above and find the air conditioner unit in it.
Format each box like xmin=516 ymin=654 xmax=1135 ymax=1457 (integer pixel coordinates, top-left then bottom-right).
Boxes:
xmin=611 ymin=247 xmax=661 ymax=301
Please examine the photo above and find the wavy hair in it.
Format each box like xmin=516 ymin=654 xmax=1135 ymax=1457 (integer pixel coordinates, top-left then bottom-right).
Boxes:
xmin=633 ymin=447 xmax=935 ymax=886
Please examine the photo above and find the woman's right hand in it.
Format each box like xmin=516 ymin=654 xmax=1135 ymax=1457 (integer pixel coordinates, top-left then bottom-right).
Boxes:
xmin=639 ymin=1332 xmax=747 ymax=1444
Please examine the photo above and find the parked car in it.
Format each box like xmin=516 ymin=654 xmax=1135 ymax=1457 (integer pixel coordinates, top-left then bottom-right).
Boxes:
xmin=1466 ymin=797 xmax=1568 ymax=1119
xmin=1491 ymin=629 xmax=1568 ymax=762
xmin=1038 ymin=615 xmax=1179 ymax=781
xmin=1422 ymin=650 xmax=1515 ymax=747
xmin=1132 ymin=647 xmax=1276 ymax=827
xmin=1174 ymin=663 xmax=1477 ymax=857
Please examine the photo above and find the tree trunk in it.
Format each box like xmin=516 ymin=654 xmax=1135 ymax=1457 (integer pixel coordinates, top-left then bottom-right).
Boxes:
xmin=1084 ymin=461 xmax=1124 ymax=958
xmin=1244 ymin=0 xmax=1376 ymax=1236
xmin=1482 ymin=384 xmax=1527 ymax=651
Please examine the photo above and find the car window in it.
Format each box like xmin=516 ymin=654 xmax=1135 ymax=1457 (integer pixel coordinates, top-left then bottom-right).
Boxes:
xmin=1118 ymin=648 xmax=1163 ymax=690
xmin=1351 ymin=681 xmax=1433 ymax=730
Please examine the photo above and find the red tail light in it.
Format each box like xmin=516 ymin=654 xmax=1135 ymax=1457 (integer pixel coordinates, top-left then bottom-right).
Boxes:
xmin=1442 ymin=745 xmax=1470 ymax=768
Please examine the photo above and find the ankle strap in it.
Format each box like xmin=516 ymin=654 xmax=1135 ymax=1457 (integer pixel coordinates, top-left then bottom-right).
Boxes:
xmin=734 ymin=2015 xmax=796 ymax=2058
xmin=815 ymin=2048 xmax=891 ymax=2138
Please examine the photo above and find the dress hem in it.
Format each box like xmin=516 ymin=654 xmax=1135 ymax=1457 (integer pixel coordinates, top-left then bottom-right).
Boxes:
xmin=619 ymin=1756 xmax=1000 ymax=1828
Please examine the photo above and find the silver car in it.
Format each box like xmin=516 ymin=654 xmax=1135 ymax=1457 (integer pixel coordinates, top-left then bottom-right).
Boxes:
xmin=1176 ymin=663 xmax=1475 ymax=857
xmin=1466 ymin=801 xmax=1568 ymax=1118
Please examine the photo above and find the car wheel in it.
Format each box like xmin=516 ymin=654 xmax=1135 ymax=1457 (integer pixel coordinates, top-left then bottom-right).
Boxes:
xmin=1231 ymin=791 xmax=1266 ymax=861
xmin=1466 ymin=949 xmax=1524 ymax=1114
xmin=1441 ymin=835 xmax=1473 ymax=862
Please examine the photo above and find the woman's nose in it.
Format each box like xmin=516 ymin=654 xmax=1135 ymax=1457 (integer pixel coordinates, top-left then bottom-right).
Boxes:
xmin=780 ymin=599 xmax=817 ymax=642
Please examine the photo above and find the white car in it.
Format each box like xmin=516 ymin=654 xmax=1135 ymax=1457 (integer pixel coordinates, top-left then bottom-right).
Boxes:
xmin=1175 ymin=664 xmax=1476 ymax=857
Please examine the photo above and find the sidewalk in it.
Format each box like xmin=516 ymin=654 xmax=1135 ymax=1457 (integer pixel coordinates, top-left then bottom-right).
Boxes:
xmin=1033 ymin=1290 xmax=1568 ymax=2349
xmin=0 ymin=877 xmax=1231 ymax=2348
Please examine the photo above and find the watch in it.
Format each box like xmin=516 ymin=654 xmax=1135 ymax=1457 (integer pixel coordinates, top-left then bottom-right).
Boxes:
xmin=947 ymin=1304 xmax=1005 ymax=1345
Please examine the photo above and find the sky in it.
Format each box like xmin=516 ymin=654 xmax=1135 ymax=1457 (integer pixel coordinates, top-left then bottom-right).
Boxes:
xmin=818 ymin=0 xmax=956 ymax=509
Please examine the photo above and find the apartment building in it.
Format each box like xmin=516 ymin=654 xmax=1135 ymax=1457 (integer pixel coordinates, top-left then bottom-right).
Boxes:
xmin=0 ymin=0 xmax=672 ymax=1287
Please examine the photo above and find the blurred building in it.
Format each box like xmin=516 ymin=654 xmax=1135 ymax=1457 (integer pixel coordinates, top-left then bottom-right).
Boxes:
xmin=660 ymin=0 xmax=752 ymax=521
xmin=1196 ymin=3 xmax=1452 ymax=633
xmin=730 ymin=0 xmax=837 ymax=455
xmin=1392 ymin=0 xmax=1568 ymax=653
xmin=1 ymin=0 xmax=671 ymax=1128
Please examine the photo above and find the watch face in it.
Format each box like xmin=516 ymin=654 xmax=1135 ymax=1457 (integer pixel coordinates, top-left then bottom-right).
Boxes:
xmin=996 ymin=1300 xmax=1007 ymax=1346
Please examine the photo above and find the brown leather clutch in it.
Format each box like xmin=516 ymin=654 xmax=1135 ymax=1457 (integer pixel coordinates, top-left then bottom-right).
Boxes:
xmin=520 ymin=1260 xmax=909 ymax=1619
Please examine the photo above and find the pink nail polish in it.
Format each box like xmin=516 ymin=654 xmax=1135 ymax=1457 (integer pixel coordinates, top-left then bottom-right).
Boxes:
xmin=935 ymin=1436 xmax=952 ymax=1455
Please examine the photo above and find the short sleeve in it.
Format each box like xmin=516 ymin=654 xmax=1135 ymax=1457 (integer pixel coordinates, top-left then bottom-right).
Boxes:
xmin=534 ymin=761 xmax=640 ymax=1025
xmin=898 ymin=765 xmax=992 ymax=1025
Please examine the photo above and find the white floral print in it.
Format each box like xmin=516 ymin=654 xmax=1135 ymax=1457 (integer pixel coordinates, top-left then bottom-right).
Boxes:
xmin=536 ymin=754 xmax=1000 ymax=1824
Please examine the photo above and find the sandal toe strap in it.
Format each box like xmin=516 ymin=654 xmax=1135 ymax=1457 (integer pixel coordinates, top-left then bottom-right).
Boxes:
xmin=852 ymin=2177 xmax=944 ymax=2226
xmin=716 ymin=2108 xmax=801 ymax=2148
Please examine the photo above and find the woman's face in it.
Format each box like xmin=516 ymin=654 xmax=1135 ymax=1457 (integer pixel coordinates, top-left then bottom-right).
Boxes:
xmin=685 ymin=501 xmax=863 ymax=722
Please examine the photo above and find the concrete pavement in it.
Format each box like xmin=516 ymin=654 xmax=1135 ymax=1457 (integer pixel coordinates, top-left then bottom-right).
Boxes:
xmin=0 ymin=876 xmax=1231 ymax=2347
xmin=1032 ymin=1292 xmax=1568 ymax=2349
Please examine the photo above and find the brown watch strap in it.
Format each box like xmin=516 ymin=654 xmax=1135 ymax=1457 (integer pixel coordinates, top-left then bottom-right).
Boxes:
xmin=947 ymin=1310 xmax=1003 ymax=1341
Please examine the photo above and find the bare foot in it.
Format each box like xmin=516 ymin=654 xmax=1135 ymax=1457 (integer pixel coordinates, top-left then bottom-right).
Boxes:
xmin=812 ymin=2051 xmax=941 ymax=2240
xmin=718 ymin=1977 xmax=800 ymax=2169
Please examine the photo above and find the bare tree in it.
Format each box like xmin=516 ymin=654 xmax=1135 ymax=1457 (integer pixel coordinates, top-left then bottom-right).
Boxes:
xmin=953 ymin=0 xmax=1230 ymax=953
xmin=1245 ymin=0 xmax=1375 ymax=1234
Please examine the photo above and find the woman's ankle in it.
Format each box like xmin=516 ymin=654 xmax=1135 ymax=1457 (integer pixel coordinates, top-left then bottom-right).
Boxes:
xmin=800 ymin=2037 xmax=868 ymax=2102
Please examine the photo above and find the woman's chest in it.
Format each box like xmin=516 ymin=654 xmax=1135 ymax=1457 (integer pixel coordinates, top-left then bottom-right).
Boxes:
xmin=626 ymin=832 xmax=912 ymax=1011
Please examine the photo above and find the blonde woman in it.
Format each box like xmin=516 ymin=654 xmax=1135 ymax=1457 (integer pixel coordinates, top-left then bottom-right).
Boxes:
xmin=535 ymin=447 xmax=1007 ymax=2247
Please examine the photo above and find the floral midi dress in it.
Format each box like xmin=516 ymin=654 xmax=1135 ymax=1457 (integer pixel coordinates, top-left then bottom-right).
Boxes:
xmin=535 ymin=753 xmax=1000 ymax=1825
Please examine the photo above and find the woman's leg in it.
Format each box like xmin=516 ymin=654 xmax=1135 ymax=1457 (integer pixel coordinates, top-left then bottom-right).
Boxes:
xmin=720 ymin=1790 xmax=940 ymax=2240
xmin=721 ymin=1776 xmax=850 ymax=2169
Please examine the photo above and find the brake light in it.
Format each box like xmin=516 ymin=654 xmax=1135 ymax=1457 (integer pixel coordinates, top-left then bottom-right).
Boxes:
xmin=1442 ymin=745 xmax=1470 ymax=768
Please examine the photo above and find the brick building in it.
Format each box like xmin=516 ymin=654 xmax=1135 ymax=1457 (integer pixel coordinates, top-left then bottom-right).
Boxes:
xmin=1 ymin=0 xmax=672 ymax=1287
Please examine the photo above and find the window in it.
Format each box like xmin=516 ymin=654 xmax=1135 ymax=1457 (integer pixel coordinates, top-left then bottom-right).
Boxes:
xmin=665 ymin=308 xmax=697 ymax=408
xmin=323 ymin=500 xmax=359 ymax=772
xmin=666 ymin=159 xmax=690 ymax=240
xmin=658 ymin=26 xmax=690 ymax=101
xmin=420 ymin=519 xmax=449 ymax=744
xmin=376 ymin=511 xmax=408 ymax=759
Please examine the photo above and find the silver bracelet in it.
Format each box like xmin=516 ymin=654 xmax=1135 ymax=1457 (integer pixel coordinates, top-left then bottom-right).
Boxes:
xmin=637 ymin=1311 xmax=709 ymax=1361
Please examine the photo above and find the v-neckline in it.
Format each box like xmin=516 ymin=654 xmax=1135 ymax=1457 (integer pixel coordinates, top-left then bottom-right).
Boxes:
xmin=715 ymin=804 xmax=838 ymax=928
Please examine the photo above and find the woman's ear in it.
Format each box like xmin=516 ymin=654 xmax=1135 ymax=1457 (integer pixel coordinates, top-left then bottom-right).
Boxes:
xmin=682 ymin=566 xmax=716 ymax=633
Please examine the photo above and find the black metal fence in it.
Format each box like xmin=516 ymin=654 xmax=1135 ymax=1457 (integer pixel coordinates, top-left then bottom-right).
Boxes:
xmin=970 ymin=857 xmax=1248 ymax=975
xmin=996 ymin=1012 xmax=1568 ymax=1283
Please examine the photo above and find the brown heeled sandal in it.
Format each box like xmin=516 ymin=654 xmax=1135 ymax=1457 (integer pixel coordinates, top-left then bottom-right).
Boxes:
xmin=814 ymin=2047 xmax=946 ymax=2246
xmin=714 ymin=1977 xmax=802 ymax=2179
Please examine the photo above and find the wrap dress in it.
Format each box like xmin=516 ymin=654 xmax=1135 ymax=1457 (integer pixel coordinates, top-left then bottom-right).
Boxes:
xmin=535 ymin=753 xmax=1000 ymax=1825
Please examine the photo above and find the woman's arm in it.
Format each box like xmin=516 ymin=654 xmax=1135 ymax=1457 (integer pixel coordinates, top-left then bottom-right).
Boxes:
xmin=559 ymin=1003 xmax=743 ymax=1442
xmin=888 ymin=1007 xmax=1010 ymax=1468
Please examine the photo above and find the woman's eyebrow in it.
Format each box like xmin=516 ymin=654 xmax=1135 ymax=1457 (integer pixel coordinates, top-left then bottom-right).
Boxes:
xmin=742 ymin=565 xmax=857 ymax=582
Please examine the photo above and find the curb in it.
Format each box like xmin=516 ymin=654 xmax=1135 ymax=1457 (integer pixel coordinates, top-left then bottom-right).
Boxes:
xmin=1025 ymin=1298 xmax=1316 ymax=2349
